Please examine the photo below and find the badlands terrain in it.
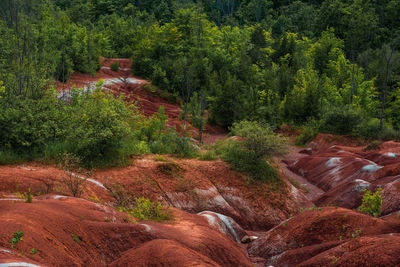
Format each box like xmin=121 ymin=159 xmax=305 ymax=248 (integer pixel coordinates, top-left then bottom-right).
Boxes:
xmin=1 ymin=60 xmax=400 ymax=267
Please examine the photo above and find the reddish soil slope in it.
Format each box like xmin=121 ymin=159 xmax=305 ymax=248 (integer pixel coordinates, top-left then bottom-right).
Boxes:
xmin=248 ymin=207 xmax=400 ymax=266
xmin=56 ymin=58 xmax=226 ymax=141
xmin=0 ymin=197 xmax=252 ymax=266
xmin=0 ymin=155 xmax=311 ymax=232
xmin=0 ymin=155 xmax=313 ymax=266
xmin=286 ymin=137 xmax=400 ymax=215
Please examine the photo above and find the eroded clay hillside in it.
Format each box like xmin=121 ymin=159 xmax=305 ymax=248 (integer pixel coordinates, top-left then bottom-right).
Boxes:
xmin=0 ymin=154 xmax=311 ymax=266
xmin=1 ymin=61 xmax=400 ymax=267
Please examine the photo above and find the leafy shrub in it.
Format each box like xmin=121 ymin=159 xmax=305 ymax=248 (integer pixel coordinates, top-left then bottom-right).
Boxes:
xmin=295 ymin=120 xmax=319 ymax=146
xmin=0 ymin=83 xmax=145 ymax=168
xmin=379 ymin=127 xmax=400 ymax=141
xmin=230 ymin=120 xmax=288 ymax=158
xmin=320 ymin=106 xmax=365 ymax=135
xmin=215 ymin=120 xmax=288 ymax=182
xmin=0 ymin=150 xmax=27 ymax=165
xmin=358 ymin=188 xmax=382 ymax=217
xmin=120 ymin=197 xmax=169 ymax=222
xmin=223 ymin=142 xmax=279 ymax=182
xmin=0 ymin=90 xmax=64 ymax=153
xmin=9 ymin=231 xmax=24 ymax=249
xmin=149 ymin=129 xmax=198 ymax=158
xmin=110 ymin=62 xmax=120 ymax=72
xmin=353 ymin=118 xmax=381 ymax=139
xmin=16 ymin=188 xmax=33 ymax=203
xmin=65 ymin=83 xmax=137 ymax=168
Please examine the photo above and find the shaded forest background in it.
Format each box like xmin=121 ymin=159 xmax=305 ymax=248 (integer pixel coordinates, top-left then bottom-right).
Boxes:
xmin=0 ymin=0 xmax=399 ymax=165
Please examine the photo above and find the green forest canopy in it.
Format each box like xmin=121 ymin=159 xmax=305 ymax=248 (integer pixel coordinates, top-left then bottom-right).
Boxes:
xmin=0 ymin=0 xmax=399 ymax=164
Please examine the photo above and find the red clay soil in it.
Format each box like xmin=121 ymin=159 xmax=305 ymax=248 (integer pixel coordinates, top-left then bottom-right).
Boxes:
xmin=109 ymin=239 xmax=221 ymax=266
xmin=0 ymin=163 xmax=114 ymax=204
xmin=0 ymin=197 xmax=252 ymax=266
xmin=0 ymin=155 xmax=311 ymax=231
xmin=247 ymin=207 xmax=400 ymax=266
xmin=298 ymin=234 xmax=400 ymax=267
xmin=279 ymin=145 xmax=325 ymax=201
xmin=0 ymin=250 xmax=45 ymax=267
xmin=308 ymin=133 xmax=367 ymax=152
xmin=285 ymin=140 xmax=400 ymax=215
xmin=56 ymin=57 xmax=227 ymax=140
xmin=94 ymin=155 xmax=312 ymax=231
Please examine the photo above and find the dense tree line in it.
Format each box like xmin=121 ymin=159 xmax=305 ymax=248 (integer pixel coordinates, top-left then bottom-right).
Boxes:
xmin=0 ymin=0 xmax=399 ymax=165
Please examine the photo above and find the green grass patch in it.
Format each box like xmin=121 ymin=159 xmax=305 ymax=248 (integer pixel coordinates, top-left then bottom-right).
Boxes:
xmin=157 ymin=161 xmax=180 ymax=175
xmin=119 ymin=197 xmax=169 ymax=222
xmin=198 ymin=150 xmax=218 ymax=161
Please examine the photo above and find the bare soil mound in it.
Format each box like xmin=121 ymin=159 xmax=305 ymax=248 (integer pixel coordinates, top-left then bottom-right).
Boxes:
xmin=248 ymin=207 xmax=400 ymax=266
xmin=109 ymin=239 xmax=220 ymax=267
xmin=298 ymin=234 xmax=400 ymax=267
xmin=94 ymin=155 xmax=311 ymax=231
xmin=0 ymin=155 xmax=311 ymax=232
xmin=287 ymin=140 xmax=400 ymax=215
xmin=0 ymin=197 xmax=252 ymax=266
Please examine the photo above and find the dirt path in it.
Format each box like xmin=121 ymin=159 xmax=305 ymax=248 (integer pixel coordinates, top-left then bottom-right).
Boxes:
xmin=280 ymin=146 xmax=324 ymax=202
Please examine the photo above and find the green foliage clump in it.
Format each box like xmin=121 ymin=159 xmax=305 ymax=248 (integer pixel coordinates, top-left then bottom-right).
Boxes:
xmin=71 ymin=234 xmax=81 ymax=244
xmin=16 ymin=188 xmax=33 ymax=203
xmin=220 ymin=120 xmax=288 ymax=182
xmin=9 ymin=231 xmax=24 ymax=249
xmin=223 ymin=142 xmax=279 ymax=182
xmin=320 ymin=106 xmax=366 ymax=135
xmin=295 ymin=120 xmax=319 ymax=146
xmin=149 ymin=130 xmax=198 ymax=158
xmin=358 ymin=188 xmax=382 ymax=217
xmin=0 ymin=82 xmax=144 ymax=168
xmin=198 ymin=150 xmax=217 ymax=161
xmin=120 ymin=197 xmax=169 ymax=222
xmin=64 ymin=83 xmax=136 ymax=168
xmin=141 ymin=108 xmax=199 ymax=158
xmin=230 ymin=120 xmax=288 ymax=158
xmin=110 ymin=62 xmax=120 ymax=72
xmin=157 ymin=162 xmax=180 ymax=175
